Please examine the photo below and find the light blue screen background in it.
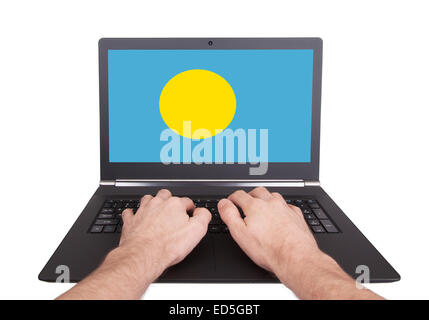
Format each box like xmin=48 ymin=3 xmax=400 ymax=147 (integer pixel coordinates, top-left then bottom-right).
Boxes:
xmin=108 ymin=49 xmax=313 ymax=162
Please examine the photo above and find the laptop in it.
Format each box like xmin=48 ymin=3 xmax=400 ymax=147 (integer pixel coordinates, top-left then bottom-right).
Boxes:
xmin=39 ymin=38 xmax=400 ymax=283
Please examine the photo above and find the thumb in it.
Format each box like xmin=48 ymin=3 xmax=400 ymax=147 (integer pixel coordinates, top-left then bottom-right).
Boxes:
xmin=189 ymin=207 xmax=212 ymax=234
xmin=178 ymin=208 xmax=211 ymax=259
xmin=218 ymin=199 xmax=247 ymax=235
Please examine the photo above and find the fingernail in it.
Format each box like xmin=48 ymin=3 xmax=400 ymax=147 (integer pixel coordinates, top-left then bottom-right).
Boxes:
xmin=218 ymin=198 xmax=228 ymax=209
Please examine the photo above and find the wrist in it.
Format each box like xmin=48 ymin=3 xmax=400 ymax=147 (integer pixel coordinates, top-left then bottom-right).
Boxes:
xmin=272 ymin=245 xmax=326 ymax=287
xmin=104 ymin=244 xmax=166 ymax=284
xmin=273 ymin=246 xmax=353 ymax=299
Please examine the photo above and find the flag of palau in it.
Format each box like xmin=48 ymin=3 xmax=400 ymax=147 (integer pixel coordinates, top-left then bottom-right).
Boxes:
xmin=108 ymin=49 xmax=313 ymax=164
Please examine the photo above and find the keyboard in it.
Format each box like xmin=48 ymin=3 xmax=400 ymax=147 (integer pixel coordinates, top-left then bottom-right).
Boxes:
xmin=89 ymin=198 xmax=339 ymax=234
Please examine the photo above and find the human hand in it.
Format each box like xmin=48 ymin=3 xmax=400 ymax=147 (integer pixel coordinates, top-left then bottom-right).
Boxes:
xmin=116 ymin=189 xmax=212 ymax=282
xmin=218 ymin=187 xmax=320 ymax=283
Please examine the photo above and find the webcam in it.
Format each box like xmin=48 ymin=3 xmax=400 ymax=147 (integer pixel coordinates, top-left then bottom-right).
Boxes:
xmin=208 ymin=40 xmax=213 ymax=46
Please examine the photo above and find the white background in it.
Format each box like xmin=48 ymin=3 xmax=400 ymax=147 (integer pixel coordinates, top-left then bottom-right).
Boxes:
xmin=0 ymin=0 xmax=428 ymax=300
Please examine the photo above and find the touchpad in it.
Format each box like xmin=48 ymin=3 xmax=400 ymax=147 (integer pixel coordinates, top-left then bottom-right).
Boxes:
xmin=158 ymin=234 xmax=215 ymax=281
xmin=214 ymin=234 xmax=276 ymax=281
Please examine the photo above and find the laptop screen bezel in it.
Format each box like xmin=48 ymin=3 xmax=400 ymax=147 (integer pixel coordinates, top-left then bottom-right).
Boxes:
xmin=99 ymin=38 xmax=322 ymax=180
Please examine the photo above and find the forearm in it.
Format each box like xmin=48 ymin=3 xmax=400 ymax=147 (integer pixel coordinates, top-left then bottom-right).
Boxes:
xmin=57 ymin=246 xmax=161 ymax=300
xmin=275 ymin=249 xmax=383 ymax=300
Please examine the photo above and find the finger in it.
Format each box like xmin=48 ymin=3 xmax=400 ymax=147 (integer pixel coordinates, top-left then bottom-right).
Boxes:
xmin=218 ymin=199 xmax=258 ymax=262
xmin=178 ymin=208 xmax=211 ymax=257
xmin=190 ymin=207 xmax=212 ymax=227
xmin=181 ymin=197 xmax=195 ymax=212
xmin=139 ymin=194 xmax=153 ymax=209
xmin=249 ymin=187 xmax=272 ymax=201
xmin=155 ymin=189 xmax=172 ymax=200
xmin=228 ymin=190 xmax=253 ymax=211
xmin=122 ymin=208 xmax=133 ymax=225
xmin=289 ymin=206 xmax=308 ymax=228
xmin=289 ymin=205 xmax=303 ymax=217
xmin=218 ymin=199 xmax=247 ymax=235
xmin=271 ymin=192 xmax=287 ymax=205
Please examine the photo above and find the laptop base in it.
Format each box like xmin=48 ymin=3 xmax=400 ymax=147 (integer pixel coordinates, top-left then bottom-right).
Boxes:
xmin=39 ymin=185 xmax=400 ymax=283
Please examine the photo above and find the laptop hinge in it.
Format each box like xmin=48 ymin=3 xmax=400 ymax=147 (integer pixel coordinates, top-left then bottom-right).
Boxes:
xmin=100 ymin=179 xmax=321 ymax=187
xmin=107 ymin=179 xmax=311 ymax=187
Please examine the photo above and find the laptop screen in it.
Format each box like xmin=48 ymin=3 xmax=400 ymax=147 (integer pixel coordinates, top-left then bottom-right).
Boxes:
xmin=108 ymin=49 xmax=313 ymax=165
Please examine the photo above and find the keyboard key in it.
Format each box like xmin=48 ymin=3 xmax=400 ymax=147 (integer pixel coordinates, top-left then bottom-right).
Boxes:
xmin=320 ymin=220 xmax=338 ymax=233
xmin=311 ymin=226 xmax=326 ymax=233
xmin=210 ymin=214 xmax=222 ymax=225
xmin=304 ymin=214 xmax=316 ymax=220
xmin=307 ymin=219 xmax=320 ymax=226
xmin=206 ymin=202 xmax=217 ymax=208
xmin=312 ymin=209 xmax=328 ymax=219
xmin=95 ymin=219 xmax=119 ymax=225
xmin=98 ymin=213 xmax=115 ymax=219
xmin=103 ymin=225 xmax=116 ymax=233
xmin=103 ymin=202 xmax=112 ymax=208
xmin=116 ymin=225 xmax=122 ymax=233
xmin=101 ymin=208 xmax=114 ymax=214
xmin=90 ymin=225 xmax=103 ymax=233
xmin=209 ymin=225 xmax=221 ymax=233
xmin=113 ymin=201 xmax=123 ymax=208
xmin=194 ymin=200 xmax=204 ymax=207
xmin=221 ymin=225 xmax=229 ymax=233
xmin=124 ymin=202 xmax=135 ymax=208
xmin=309 ymin=203 xmax=320 ymax=209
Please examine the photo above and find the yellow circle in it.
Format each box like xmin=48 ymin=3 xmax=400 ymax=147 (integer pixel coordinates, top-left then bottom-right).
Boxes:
xmin=159 ymin=69 xmax=236 ymax=139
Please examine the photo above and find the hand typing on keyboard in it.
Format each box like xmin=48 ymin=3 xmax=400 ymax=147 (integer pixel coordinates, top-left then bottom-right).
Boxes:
xmin=58 ymin=187 xmax=382 ymax=300
xmin=218 ymin=188 xmax=320 ymax=275
xmin=218 ymin=187 xmax=382 ymax=300
xmin=119 ymin=189 xmax=211 ymax=273
xmin=58 ymin=189 xmax=211 ymax=299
